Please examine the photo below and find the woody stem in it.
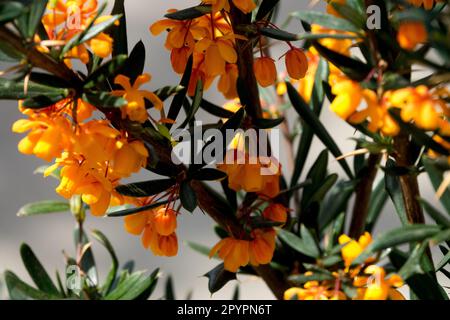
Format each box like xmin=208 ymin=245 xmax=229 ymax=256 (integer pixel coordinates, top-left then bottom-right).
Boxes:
xmin=0 ymin=26 xmax=82 ymax=86
xmin=229 ymin=4 xmax=263 ymax=121
xmin=349 ymin=153 xmax=381 ymax=238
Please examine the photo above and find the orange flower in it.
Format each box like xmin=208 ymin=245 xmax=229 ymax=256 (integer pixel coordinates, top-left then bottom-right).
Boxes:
xmin=249 ymin=229 xmax=276 ymax=266
xmin=254 ymin=57 xmax=277 ymax=87
xmin=12 ymin=113 xmax=73 ymax=162
xmin=195 ymin=35 xmax=238 ymax=77
xmin=112 ymin=140 xmax=149 ymax=178
xmin=153 ymin=208 xmax=178 ymax=236
xmin=218 ymin=64 xmax=239 ymax=99
xmin=338 ymin=232 xmax=372 ymax=267
xmin=397 ymin=21 xmax=427 ymax=50
xmin=329 ymin=74 xmax=363 ymax=120
xmin=209 ymin=237 xmax=250 ymax=272
xmin=124 ymin=200 xmax=179 ymax=257
xmin=42 ymin=0 xmax=118 ymax=63
xmin=387 ymin=85 xmax=447 ymax=132
xmin=285 ymin=48 xmax=308 ymax=80
xmin=263 ymin=203 xmax=288 ymax=224
xmin=218 ymin=150 xmax=281 ymax=198
xmin=113 ymin=73 xmax=163 ymax=123
xmin=353 ymin=266 xmax=404 ymax=300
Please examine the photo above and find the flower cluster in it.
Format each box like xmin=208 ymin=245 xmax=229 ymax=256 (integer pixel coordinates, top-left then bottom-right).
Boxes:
xmin=124 ymin=198 xmax=179 ymax=257
xmin=210 ymin=203 xmax=288 ymax=272
xmin=42 ymin=0 xmax=119 ymax=64
xmin=284 ymin=233 xmax=405 ymax=300
xmin=151 ymin=1 xmax=308 ymax=98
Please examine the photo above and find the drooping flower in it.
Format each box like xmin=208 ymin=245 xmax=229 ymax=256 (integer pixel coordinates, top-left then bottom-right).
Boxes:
xmin=397 ymin=21 xmax=427 ymax=51
xmin=254 ymin=57 xmax=277 ymax=87
xmin=248 ymin=229 xmax=277 ymax=266
xmin=262 ymin=203 xmax=288 ymax=225
xmin=218 ymin=149 xmax=281 ymax=198
xmin=209 ymin=237 xmax=250 ymax=272
xmin=112 ymin=140 xmax=149 ymax=177
xmin=285 ymin=47 xmax=308 ymax=80
xmin=124 ymin=199 xmax=179 ymax=257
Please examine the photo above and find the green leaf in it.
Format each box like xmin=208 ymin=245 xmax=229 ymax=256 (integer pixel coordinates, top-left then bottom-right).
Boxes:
xmin=300 ymin=225 xmax=321 ymax=257
xmin=91 ymin=230 xmax=118 ymax=295
xmin=389 ymin=249 xmax=448 ymax=300
xmin=116 ymin=178 xmax=176 ymax=197
xmin=165 ymin=5 xmax=211 ymax=20
xmin=180 ymin=181 xmax=197 ymax=212
xmin=121 ymin=40 xmax=146 ymax=83
xmin=0 ymin=1 xmax=24 ymax=24
xmin=330 ymin=1 xmax=366 ymax=29
xmin=84 ymin=55 xmax=128 ymax=89
xmin=254 ymin=117 xmax=285 ymax=129
xmin=436 ymin=248 xmax=450 ymax=271
xmin=256 ymin=0 xmax=280 ymax=20
xmin=108 ymin=0 xmax=128 ymax=56
xmin=204 ymin=263 xmax=237 ymax=294
xmin=20 ymin=244 xmax=60 ymax=296
xmin=186 ymin=241 xmax=212 ymax=257
xmin=154 ymin=85 xmax=185 ymax=102
xmin=200 ymin=99 xmax=235 ymax=118
xmin=423 ymin=156 xmax=450 ymax=214
xmin=0 ymin=78 xmax=68 ymax=100
xmin=0 ymin=40 xmax=23 ymax=61
xmin=259 ymin=27 xmax=298 ymax=41
xmin=302 ymin=149 xmax=328 ymax=206
xmin=82 ymin=92 xmax=127 ymax=108
xmin=354 ymin=225 xmax=442 ymax=265
xmin=419 ymin=198 xmax=450 ymax=228
xmin=312 ymin=42 xmax=371 ymax=81
xmin=288 ymin=273 xmax=334 ymax=285
xmin=22 ymin=94 xmax=67 ymax=109
xmin=15 ymin=0 xmax=47 ymax=39
xmin=278 ymin=228 xmax=320 ymax=258
xmin=290 ymin=11 xmax=362 ymax=33
xmin=107 ymin=200 xmax=170 ymax=217
xmin=318 ymin=180 xmax=355 ymax=232
xmin=286 ymin=82 xmax=353 ymax=179
xmin=166 ymin=55 xmax=193 ymax=129
xmin=179 ymin=80 xmax=203 ymax=128
xmin=365 ymin=177 xmax=389 ymax=232
xmin=73 ymin=226 xmax=98 ymax=287
xmin=307 ymin=173 xmax=338 ymax=206
xmin=192 ymin=168 xmax=228 ymax=181
xmin=165 ymin=276 xmax=175 ymax=300
xmin=17 ymin=200 xmax=70 ymax=217
xmin=105 ymin=269 xmax=159 ymax=300
xmin=4 ymin=271 xmax=57 ymax=300
xmin=385 ymin=159 xmax=409 ymax=226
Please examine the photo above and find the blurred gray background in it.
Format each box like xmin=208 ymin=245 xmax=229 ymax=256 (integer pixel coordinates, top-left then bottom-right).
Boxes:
xmin=0 ymin=0 xmax=447 ymax=300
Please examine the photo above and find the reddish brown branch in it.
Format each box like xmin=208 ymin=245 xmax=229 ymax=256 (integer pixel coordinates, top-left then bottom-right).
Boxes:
xmin=349 ymin=153 xmax=381 ymax=238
